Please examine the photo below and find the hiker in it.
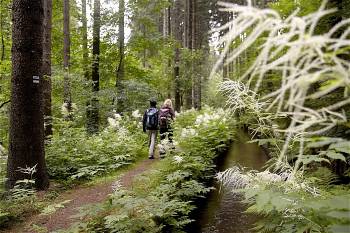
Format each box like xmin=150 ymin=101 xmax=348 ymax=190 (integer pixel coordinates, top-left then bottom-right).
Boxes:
xmin=143 ymin=99 xmax=159 ymax=159
xmin=158 ymin=99 xmax=175 ymax=157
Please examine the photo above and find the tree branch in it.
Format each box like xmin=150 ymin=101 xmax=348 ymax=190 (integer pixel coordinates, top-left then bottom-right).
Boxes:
xmin=0 ymin=100 xmax=10 ymax=109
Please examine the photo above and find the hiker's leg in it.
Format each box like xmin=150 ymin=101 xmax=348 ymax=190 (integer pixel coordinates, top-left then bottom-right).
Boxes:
xmin=149 ymin=130 xmax=156 ymax=158
xmin=148 ymin=131 xmax=153 ymax=158
xmin=148 ymin=130 xmax=151 ymax=146
xmin=168 ymin=127 xmax=173 ymax=143
xmin=159 ymin=128 xmax=167 ymax=157
xmin=159 ymin=127 xmax=166 ymax=141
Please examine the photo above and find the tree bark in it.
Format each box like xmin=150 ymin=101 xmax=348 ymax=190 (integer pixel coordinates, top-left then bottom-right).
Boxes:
xmin=116 ymin=0 xmax=125 ymax=113
xmin=43 ymin=0 xmax=53 ymax=138
xmin=167 ymin=4 xmax=171 ymax=37
xmin=163 ymin=7 xmax=168 ymax=37
xmin=63 ymin=0 xmax=71 ymax=110
xmin=184 ymin=0 xmax=193 ymax=109
xmin=7 ymin=0 xmax=49 ymax=190
xmin=87 ymin=0 xmax=100 ymax=134
xmin=82 ymin=0 xmax=88 ymax=80
xmin=173 ymin=0 xmax=181 ymax=112
xmin=0 ymin=0 xmax=5 ymax=62
xmin=191 ymin=0 xmax=201 ymax=110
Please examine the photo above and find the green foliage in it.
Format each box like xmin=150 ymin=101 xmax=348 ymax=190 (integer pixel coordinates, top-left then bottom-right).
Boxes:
xmin=69 ymin=108 xmax=236 ymax=233
xmin=269 ymin=0 xmax=323 ymax=17
xmin=215 ymin=2 xmax=350 ymax=233
xmin=46 ymin=116 xmax=147 ymax=183
xmin=40 ymin=200 xmax=71 ymax=216
xmin=0 ymin=173 xmax=39 ymax=228
xmin=246 ymin=184 xmax=350 ymax=233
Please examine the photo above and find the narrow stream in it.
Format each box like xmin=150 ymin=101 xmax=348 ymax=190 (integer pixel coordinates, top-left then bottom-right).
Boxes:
xmin=194 ymin=131 xmax=268 ymax=233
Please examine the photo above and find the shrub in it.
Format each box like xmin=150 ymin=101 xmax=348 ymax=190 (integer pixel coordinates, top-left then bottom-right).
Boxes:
xmin=69 ymin=108 xmax=237 ymax=233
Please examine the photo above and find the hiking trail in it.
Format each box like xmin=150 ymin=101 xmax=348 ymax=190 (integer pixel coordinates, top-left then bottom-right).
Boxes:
xmin=2 ymin=159 xmax=155 ymax=233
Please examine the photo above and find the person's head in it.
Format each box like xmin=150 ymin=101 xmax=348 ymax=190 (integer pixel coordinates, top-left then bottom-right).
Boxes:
xmin=149 ymin=98 xmax=157 ymax=107
xmin=163 ymin=99 xmax=173 ymax=109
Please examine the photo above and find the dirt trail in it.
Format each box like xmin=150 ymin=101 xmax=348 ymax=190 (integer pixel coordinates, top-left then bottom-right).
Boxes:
xmin=2 ymin=159 xmax=155 ymax=233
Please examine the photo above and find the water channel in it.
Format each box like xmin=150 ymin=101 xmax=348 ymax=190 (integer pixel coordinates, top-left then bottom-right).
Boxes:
xmin=193 ymin=131 xmax=268 ymax=233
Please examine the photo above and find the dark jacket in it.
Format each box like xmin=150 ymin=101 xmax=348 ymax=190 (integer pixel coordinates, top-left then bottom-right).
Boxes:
xmin=143 ymin=107 xmax=159 ymax=132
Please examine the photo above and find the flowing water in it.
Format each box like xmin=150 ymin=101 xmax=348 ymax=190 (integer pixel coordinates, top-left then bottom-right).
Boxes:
xmin=193 ymin=131 xmax=268 ymax=233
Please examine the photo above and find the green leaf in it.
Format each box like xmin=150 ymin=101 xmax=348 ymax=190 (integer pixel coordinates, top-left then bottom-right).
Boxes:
xmin=306 ymin=137 xmax=344 ymax=148
xmin=329 ymin=142 xmax=350 ymax=154
xmin=271 ymin=195 xmax=290 ymax=211
xmin=300 ymin=155 xmax=329 ymax=165
xmin=329 ymin=224 xmax=350 ymax=233
xmin=256 ymin=191 xmax=271 ymax=210
xmin=326 ymin=151 xmax=346 ymax=162
xmin=326 ymin=211 xmax=350 ymax=219
xmin=40 ymin=200 xmax=71 ymax=216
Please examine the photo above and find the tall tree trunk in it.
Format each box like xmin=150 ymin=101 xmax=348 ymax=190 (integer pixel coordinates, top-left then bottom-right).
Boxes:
xmin=142 ymin=24 xmax=147 ymax=68
xmin=63 ymin=0 xmax=71 ymax=112
xmin=184 ymin=0 xmax=193 ymax=109
xmin=87 ymin=0 xmax=100 ymax=134
xmin=191 ymin=0 xmax=201 ymax=110
xmin=166 ymin=1 xmax=172 ymax=98
xmin=116 ymin=0 xmax=125 ymax=113
xmin=158 ymin=9 xmax=163 ymax=35
xmin=167 ymin=4 xmax=171 ymax=37
xmin=173 ymin=0 xmax=181 ymax=112
xmin=0 ymin=0 xmax=5 ymax=62
xmin=43 ymin=0 xmax=53 ymax=138
xmin=82 ymin=0 xmax=91 ymax=131
xmin=82 ymin=0 xmax=88 ymax=80
xmin=163 ymin=7 xmax=168 ymax=37
xmin=7 ymin=0 xmax=49 ymax=190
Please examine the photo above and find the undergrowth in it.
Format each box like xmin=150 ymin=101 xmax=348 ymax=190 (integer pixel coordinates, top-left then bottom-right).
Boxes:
xmin=46 ymin=113 xmax=147 ymax=184
xmin=64 ymin=107 xmax=236 ymax=233
xmin=216 ymin=1 xmax=350 ymax=232
xmin=0 ymin=111 xmax=147 ymax=229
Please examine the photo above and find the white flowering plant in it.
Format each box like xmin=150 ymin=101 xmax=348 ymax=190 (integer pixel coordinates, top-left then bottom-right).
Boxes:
xmin=175 ymin=107 xmax=235 ymax=159
xmin=46 ymin=115 xmax=147 ymax=183
xmin=217 ymin=166 xmax=350 ymax=233
xmin=214 ymin=1 xmax=350 ymax=232
xmin=215 ymin=0 xmax=350 ymax=171
xmin=75 ymin=106 xmax=237 ymax=233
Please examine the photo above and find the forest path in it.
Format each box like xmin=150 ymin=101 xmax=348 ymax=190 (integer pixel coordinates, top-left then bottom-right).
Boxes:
xmin=2 ymin=158 xmax=156 ymax=233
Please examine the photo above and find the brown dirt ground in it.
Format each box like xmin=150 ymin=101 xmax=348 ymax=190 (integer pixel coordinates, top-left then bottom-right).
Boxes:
xmin=2 ymin=159 xmax=155 ymax=233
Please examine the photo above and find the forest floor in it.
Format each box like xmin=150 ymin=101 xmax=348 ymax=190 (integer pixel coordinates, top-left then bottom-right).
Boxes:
xmin=2 ymin=158 xmax=157 ymax=233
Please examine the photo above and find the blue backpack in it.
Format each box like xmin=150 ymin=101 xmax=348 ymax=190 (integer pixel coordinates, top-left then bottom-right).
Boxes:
xmin=146 ymin=108 xmax=159 ymax=129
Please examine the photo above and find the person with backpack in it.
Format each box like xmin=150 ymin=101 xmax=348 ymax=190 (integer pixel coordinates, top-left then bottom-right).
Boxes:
xmin=143 ymin=98 xmax=159 ymax=159
xmin=158 ymin=99 xmax=175 ymax=157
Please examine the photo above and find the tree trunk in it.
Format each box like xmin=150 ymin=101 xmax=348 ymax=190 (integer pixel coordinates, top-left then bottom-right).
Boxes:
xmin=7 ymin=0 xmax=49 ymax=190
xmin=184 ymin=0 xmax=193 ymax=109
xmin=116 ymin=0 xmax=125 ymax=113
xmin=63 ymin=0 xmax=71 ymax=111
xmin=92 ymin=0 xmax=100 ymax=93
xmin=87 ymin=0 xmax=100 ymax=134
xmin=82 ymin=0 xmax=91 ymax=132
xmin=167 ymin=4 xmax=171 ymax=37
xmin=191 ymin=0 xmax=201 ymax=110
xmin=163 ymin=7 xmax=168 ymax=37
xmin=164 ymin=1 xmax=172 ymax=98
xmin=0 ymin=0 xmax=5 ymax=62
xmin=82 ymin=0 xmax=88 ymax=80
xmin=43 ymin=0 xmax=53 ymax=138
xmin=173 ymin=0 xmax=181 ymax=112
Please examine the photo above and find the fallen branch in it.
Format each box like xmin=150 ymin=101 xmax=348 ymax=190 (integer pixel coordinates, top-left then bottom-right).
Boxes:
xmin=0 ymin=100 xmax=10 ymax=109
